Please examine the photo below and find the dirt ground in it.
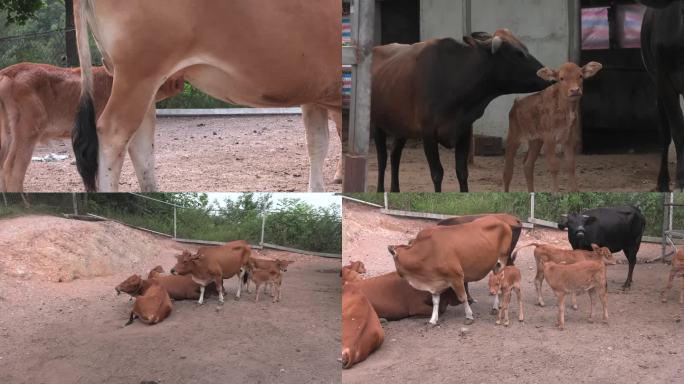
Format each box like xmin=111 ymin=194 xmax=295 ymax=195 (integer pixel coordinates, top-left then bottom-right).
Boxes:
xmin=366 ymin=140 xmax=663 ymax=192
xmin=0 ymin=215 xmax=341 ymax=384
xmin=342 ymin=201 xmax=684 ymax=384
xmin=23 ymin=115 xmax=341 ymax=192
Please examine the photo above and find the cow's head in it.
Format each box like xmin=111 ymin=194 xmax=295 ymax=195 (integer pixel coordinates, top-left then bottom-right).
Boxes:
xmin=638 ymin=0 xmax=678 ymax=8
xmin=488 ymin=270 xmax=503 ymax=296
xmin=465 ymin=29 xmax=550 ymax=94
xmin=537 ymin=62 xmax=602 ymax=99
xmin=591 ymin=243 xmax=617 ymax=265
xmin=170 ymin=250 xmax=202 ymax=275
xmin=115 ymin=274 xmax=144 ymax=296
xmin=275 ymin=259 xmax=294 ymax=272
xmin=562 ymin=213 xmax=597 ymax=240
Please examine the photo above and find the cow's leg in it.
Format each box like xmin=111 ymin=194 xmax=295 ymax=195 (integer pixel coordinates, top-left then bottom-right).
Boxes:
xmin=3 ymin=136 xmax=37 ymax=192
xmin=235 ymin=270 xmax=244 ymax=300
xmin=623 ymin=246 xmax=638 ymax=289
xmin=557 ymin=291 xmax=566 ymax=330
xmin=127 ymin=103 xmax=157 ymax=192
xmin=215 ymin=277 xmax=225 ymax=304
xmin=534 ymin=266 xmax=546 ymax=307
xmin=330 ymin=108 xmax=343 ymax=184
xmin=491 ymin=291 xmax=500 ymax=315
xmin=198 ymin=286 xmax=206 ymax=305
xmin=96 ymin=76 xmax=160 ymax=192
xmin=562 ymin=139 xmax=579 ymax=192
xmin=523 ymin=139 xmax=543 ymax=193
xmin=465 ymin=282 xmax=476 ymax=304
xmin=656 ymin=96 xmax=673 ymax=191
xmin=125 ymin=311 xmax=137 ymax=326
xmin=661 ymin=269 xmax=675 ymax=303
xmin=389 ymin=137 xmax=407 ymax=193
xmin=503 ymin=136 xmax=520 ymax=192
xmin=454 ymin=128 xmax=472 ymax=193
xmin=501 ymin=287 xmax=512 ymax=327
xmin=571 ymin=292 xmax=578 ymax=310
xmin=542 ymin=139 xmax=560 ymax=192
xmin=679 ymin=275 xmax=684 ymax=304
xmin=422 ymin=136 xmax=444 ymax=192
xmin=451 ymin=277 xmax=474 ymax=324
xmin=516 ymin=285 xmax=524 ymax=322
xmin=428 ymin=293 xmax=441 ymax=325
xmin=375 ymin=128 xmax=388 ymax=193
xmin=302 ymin=103 xmax=329 ymax=192
xmin=587 ymin=288 xmax=595 ymax=323
xmin=599 ymin=284 xmax=609 ymax=323
xmin=658 ymin=82 xmax=684 ymax=190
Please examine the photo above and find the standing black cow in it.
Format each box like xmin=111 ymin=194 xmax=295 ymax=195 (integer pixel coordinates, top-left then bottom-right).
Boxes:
xmin=371 ymin=29 xmax=550 ymax=192
xmin=558 ymin=206 xmax=646 ymax=289
xmin=640 ymin=0 xmax=684 ymax=191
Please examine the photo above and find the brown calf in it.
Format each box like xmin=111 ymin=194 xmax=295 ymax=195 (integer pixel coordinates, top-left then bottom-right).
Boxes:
xmin=245 ymin=257 xmax=293 ymax=293
xmin=341 ymin=283 xmax=384 ymax=369
xmin=170 ymin=240 xmax=251 ymax=304
xmin=0 ymin=63 xmax=183 ymax=192
xmin=487 ymin=266 xmax=524 ymax=326
xmin=124 ymin=279 xmax=173 ymax=326
xmin=661 ymin=247 xmax=684 ymax=304
xmin=249 ymin=267 xmax=283 ymax=303
xmin=513 ymin=242 xmax=614 ymax=309
xmin=503 ymin=61 xmax=603 ymax=192
xmin=542 ymin=259 xmax=608 ymax=330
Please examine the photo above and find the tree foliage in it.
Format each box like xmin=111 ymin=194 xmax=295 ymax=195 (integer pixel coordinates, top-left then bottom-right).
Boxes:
xmin=0 ymin=0 xmax=44 ymax=26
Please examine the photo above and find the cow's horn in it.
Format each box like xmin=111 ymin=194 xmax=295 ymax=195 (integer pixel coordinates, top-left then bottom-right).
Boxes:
xmin=491 ymin=36 xmax=503 ymax=54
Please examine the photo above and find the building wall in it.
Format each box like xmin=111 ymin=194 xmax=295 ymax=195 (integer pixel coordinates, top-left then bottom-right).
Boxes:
xmin=419 ymin=0 xmax=571 ymax=138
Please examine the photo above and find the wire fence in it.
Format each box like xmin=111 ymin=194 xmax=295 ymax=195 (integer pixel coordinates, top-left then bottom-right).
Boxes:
xmin=0 ymin=193 xmax=342 ymax=257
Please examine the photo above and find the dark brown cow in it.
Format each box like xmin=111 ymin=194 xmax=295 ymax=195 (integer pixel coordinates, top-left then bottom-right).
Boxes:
xmin=341 ymin=283 xmax=384 ymax=369
xmin=388 ymin=216 xmax=512 ymax=325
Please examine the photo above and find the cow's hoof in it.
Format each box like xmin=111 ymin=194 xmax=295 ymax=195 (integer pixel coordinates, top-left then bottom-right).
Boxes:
xmin=661 ymin=298 xmax=667 ymax=303
xmin=519 ymin=319 xmax=524 ymax=323
xmin=464 ymin=318 xmax=474 ymax=325
xmin=234 ymin=296 xmax=240 ymax=301
xmin=495 ymin=320 xmax=501 ymax=326
xmin=490 ymin=308 xmax=498 ymax=315
xmin=588 ymin=318 xmax=594 ymax=323
xmin=504 ymin=322 xmax=510 ymax=327
xmin=572 ymin=305 xmax=579 ymax=310
xmin=536 ymin=302 xmax=545 ymax=307
xmin=379 ymin=318 xmax=388 ymax=325
xmin=332 ymin=177 xmax=343 ymax=185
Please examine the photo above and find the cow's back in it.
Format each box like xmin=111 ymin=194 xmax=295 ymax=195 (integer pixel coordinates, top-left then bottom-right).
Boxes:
xmin=199 ymin=240 xmax=251 ymax=277
xmin=153 ymin=275 xmax=201 ymax=300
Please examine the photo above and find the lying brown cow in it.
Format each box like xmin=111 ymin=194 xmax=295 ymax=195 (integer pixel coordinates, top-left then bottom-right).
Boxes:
xmin=115 ymin=272 xmax=209 ymax=301
xmin=503 ymin=61 xmax=603 ymax=192
xmin=661 ymin=247 xmax=684 ymax=304
xmin=488 ymin=266 xmax=524 ymax=326
xmin=0 ymin=63 xmax=183 ymax=192
xmin=513 ymin=242 xmax=614 ymax=308
xmin=341 ymin=283 xmax=384 ymax=369
xmin=124 ymin=279 xmax=173 ymax=326
xmin=542 ymin=259 xmax=608 ymax=330
xmin=388 ymin=216 xmax=512 ymax=325
xmin=352 ymin=272 xmax=460 ymax=321
xmin=170 ymin=240 xmax=251 ymax=304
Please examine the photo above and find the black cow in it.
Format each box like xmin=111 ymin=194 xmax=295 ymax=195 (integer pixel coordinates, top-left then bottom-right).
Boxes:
xmin=371 ymin=29 xmax=550 ymax=192
xmin=558 ymin=206 xmax=646 ymax=289
xmin=641 ymin=0 xmax=684 ymax=191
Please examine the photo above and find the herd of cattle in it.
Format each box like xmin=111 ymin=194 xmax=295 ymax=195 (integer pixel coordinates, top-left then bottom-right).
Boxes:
xmin=372 ymin=0 xmax=684 ymax=193
xmin=114 ymin=240 xmax=293 ymax=326
xmin=341 ymin=206 xmax=684 ymax=369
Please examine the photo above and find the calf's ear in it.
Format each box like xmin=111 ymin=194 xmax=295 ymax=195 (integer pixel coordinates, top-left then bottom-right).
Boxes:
xmin=388 ymin=245 xmax=397 ymax=256
xmin=537 ymin=67 xmax=558 ymax=82
xmin=582 ymin=61 xmax=603 ymax=79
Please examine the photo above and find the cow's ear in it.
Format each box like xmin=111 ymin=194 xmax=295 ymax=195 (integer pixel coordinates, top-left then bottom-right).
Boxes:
xmin=582 ymin=61 xmax=603 ymax=79
xmin=388 ymin=245 xmax=397 ymax=256
xmin=537 ymin=67 xmax=558 ymax=82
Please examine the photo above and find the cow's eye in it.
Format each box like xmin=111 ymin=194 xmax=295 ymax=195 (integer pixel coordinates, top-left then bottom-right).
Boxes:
xmin=560 ymin=76 xmax=564 ymax=81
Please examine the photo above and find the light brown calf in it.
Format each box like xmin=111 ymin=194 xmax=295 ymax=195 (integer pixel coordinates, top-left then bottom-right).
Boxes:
xmin=249 ymin=267 xmax=283 ymax=303
xmin=245 ymin=257 xmax=293 ymax=293
xmin=0 ymin=63 xmax=183 ymax=192
xmin=661 ymin=247 xmax=684 ymax=304
xmin=542 ymin=259 xmax=608 ymax=330
xmin=487 ymin=266 xmax=524 ymax=326
xmin=170 ymin=240 xmax=251 ymax=304
xmin=503 ymin=61 xmax=603 ymax=192
xmin=341 ymin=283 xmax=384 ymax=369
xmin=513 ymin=242 xmax=614 ymax=309
xmin=124 ymin=279 xmax=173 ymax=326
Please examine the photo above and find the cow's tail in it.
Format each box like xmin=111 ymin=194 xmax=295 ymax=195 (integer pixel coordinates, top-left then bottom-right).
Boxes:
xmin=72 ymin=0 xmax=98 ymax=192
xmin=510 ymin=243 xmax=541 ymax=262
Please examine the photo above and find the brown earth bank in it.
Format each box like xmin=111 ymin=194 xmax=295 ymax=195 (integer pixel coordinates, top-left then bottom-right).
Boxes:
xmin=23 ymin=115 xmax=341 ymax=192
xmin=0 ymin=215 xmax=341 ymax=384
xmin=342 ymin=201 xmax=684 ymax=384
xmin=366 ymin=140 xmax=663 ymax=192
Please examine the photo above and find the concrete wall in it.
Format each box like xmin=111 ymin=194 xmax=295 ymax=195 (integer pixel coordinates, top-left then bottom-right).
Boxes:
xmin=419 ymin=0 xmax=571 ymax=138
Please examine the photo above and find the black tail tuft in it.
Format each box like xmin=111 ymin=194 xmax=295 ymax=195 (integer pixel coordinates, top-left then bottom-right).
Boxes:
xmin=242 ymin=269 xmax=250 ymax=285
xmin=72 ymin=94 xmax=98 ymax=192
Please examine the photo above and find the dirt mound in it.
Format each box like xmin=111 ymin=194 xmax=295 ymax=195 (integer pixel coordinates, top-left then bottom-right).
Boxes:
xmin=0 ymin=215 xmax=179 ymax=282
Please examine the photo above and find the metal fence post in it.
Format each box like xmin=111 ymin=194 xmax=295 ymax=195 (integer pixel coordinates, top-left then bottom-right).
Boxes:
xmin=260 ymin=214 xmax=267 ymax=246
xmin=662 ymin=193 xmax=669 ymax=261
xmin=384 ymin=192 xmax=388 ymax=210
xmin=2 ymin=192 xmax=6 ymax=207
xmin=530 ymin=193 xmax=535 ymax=223
xmin=72 ymin=193 xmax=78 ymax=215
xmin=173 ymin=206 xmax=177 ymax=239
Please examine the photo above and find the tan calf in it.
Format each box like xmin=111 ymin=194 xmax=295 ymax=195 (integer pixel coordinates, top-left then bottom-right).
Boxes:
xmin=542 ymin=259 xmax=608 ymax=330
xmin=249 ymin=267 xmax=283 ymax=303
xmin=245 ymin=257 xmax=293 ymax=293
xmin=0 ymin=63 xmax=182 ymax=192
xmin=341 ymin=283 xmax=384 ymax=369
xmin=513 ymin=242 xmax=614 ymax=309
xmin=124 ymin=279 xmax=173 ymax=326
xmin=661 ymin=248 xmax=684 ymax=304
xmin=503 ymin=61 xmax=603 ymax=192
xmin=488 ymin=266 xmax=524 ymax=326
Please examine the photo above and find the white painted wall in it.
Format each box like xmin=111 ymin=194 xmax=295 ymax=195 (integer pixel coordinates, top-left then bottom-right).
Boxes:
xmin=419 ymin=0 xmax=571 ymax=138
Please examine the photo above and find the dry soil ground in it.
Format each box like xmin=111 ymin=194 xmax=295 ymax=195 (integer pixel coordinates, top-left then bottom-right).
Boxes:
xmin=0 ymin=215 xmax=341 ymax=384
xmin=366 ymin=140 xmax=663 ymax=192
xmin=342 ymin=201 xmax=684 ymax=384
xmin=24 ymin=115 xmax=342 ymax=192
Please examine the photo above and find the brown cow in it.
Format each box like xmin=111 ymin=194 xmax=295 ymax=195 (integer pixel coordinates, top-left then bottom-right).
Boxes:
xmin=503 ymin=61 xmax=603 ymax=192
xmin=72 ymin=0 xmax=341 ymax=192
xmin=341 ymin=283 xmax=384 ymax=369
xmin=115 ymin=272 xmax=209 ymax=301
xmin=660 ymin=247 xmax=684 ymax=304
xmin=487 ymin=266 xmax=524 ymax=326
xmin=170 ymin=240 xmax=251 ymax=304
xmin=513 ymin=242 xmax=615 ymax=308
xmin=0 ymin=63 xmax=183 ymax=192
xmin=124 ymin=279 xmax=173 ymax=326
xmin=388 ymin=216 xmax=512 ymax=325
xmin=542 ymin=259 xmax=608 ymax=330
xmin=352 ymin=272 xmax=460 ymax=321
